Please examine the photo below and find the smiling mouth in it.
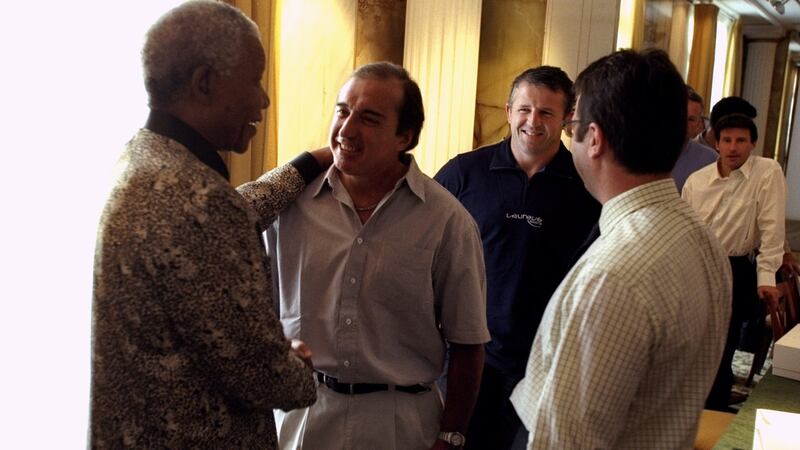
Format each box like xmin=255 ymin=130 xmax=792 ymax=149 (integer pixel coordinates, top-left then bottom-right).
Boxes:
xmin=336 ymin=139 xmax=359 ymax=154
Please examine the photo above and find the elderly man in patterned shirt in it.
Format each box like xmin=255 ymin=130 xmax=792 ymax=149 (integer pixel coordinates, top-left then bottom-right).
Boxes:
xmin=91 ymin=1 xmax=330 ymax=448
xmin=510 ymin=49 xmax=732 ymax=449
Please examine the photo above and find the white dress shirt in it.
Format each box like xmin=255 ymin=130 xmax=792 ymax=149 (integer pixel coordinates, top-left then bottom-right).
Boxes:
xmin=682 ymin=156 xmax=787 ymax=286
xmin=510 ymin=179 xmax=731 ymax=449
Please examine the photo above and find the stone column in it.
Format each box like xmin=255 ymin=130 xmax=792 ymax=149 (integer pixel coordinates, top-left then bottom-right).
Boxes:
xmin=355 ymin=0 xmax=406 ymax=67
xmin=473 ymin=0 xmax=546 ymax=149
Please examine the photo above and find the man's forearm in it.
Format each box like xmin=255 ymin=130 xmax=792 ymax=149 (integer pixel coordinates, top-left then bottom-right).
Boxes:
xmin=439 ymin=343 xmax=484 ymax=433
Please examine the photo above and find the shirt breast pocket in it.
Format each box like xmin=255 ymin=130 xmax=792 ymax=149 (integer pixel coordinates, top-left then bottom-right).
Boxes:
xmin=371 ymin=241 xmax=435 ymax=314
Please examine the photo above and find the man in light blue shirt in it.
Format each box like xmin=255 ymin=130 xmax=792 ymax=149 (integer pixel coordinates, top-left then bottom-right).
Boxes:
xmin=671 ymin=85 xmax=716 ymax=192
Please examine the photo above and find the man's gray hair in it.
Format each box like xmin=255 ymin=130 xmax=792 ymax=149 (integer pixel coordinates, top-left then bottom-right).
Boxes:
xmin=142 ymin=0 xmax=260 ymax=108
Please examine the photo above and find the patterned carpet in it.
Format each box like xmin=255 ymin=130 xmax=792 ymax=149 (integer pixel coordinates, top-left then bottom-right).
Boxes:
xmin=730 ymin=349 xmax=772 ymax=410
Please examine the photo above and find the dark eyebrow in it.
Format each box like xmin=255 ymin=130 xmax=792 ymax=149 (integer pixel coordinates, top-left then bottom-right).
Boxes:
xmin=360 ymin=109 xmax=386 ymax=121
xmin=334 ymin=103 xmax=385 ymax=121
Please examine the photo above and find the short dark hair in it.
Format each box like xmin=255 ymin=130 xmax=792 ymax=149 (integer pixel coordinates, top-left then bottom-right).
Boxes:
xmin=709 ymin=96 xmax=756 ymax=127
xmin=573 ymin=49 xmax=686 ymax=174
xmin=507 ymin=66 xmax=574 ymax=115
xmin=352 ymin=62 xmax=425 ymax=152
xmin=686 ymin=85 xmax=704 ymax=109
xmin=714 ymin=113 xmax=758 ymax=143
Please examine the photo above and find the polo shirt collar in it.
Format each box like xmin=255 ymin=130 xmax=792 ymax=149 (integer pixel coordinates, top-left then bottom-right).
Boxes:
xmin=489 ymin=138 xmax=578 ymax=179
xmin=144 ymin=109 xmax=229 ymax=180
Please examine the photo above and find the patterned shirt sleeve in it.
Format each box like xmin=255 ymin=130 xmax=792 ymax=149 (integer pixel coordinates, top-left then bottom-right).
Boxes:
xmin=237 ymin=154 xmax=322 ymax=232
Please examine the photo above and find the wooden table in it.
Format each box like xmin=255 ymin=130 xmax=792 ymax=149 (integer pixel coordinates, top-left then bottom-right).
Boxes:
xmin=714 ymin=369 xmax=800 ymax=449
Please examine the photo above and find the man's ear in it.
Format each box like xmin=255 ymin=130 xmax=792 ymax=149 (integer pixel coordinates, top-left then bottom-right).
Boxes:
xmin=586 ymin=122 xmax=605 ymax=160
xmin=188 ymin=65 xmax=215 ymax=105
xmin=396 ymin=129 xmax=413 ymax=153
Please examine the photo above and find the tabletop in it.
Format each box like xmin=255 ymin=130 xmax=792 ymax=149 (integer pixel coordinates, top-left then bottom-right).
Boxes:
xmin=714 ymin=370 xmax=800 ymax=449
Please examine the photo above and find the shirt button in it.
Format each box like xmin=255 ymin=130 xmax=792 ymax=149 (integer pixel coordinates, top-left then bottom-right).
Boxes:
xmin=350 ymin=277 xmax=356 ymax=284
xmin=357 ymin=237 xmax=364 ymax=244
xmin=345 ymin=318 xmax=352 ymax=325
xmin=343 ymin=360 xmax=351 ymax=367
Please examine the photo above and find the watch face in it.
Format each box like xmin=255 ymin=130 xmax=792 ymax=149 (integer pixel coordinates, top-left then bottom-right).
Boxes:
xmin=450 ymin=433 xmax=465 ymax=446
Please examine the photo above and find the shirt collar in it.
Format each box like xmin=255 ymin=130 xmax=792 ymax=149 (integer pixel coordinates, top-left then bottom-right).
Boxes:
xmin=599 ymin=178 xmax=677 ymax=236
xmin=489 ymin=138 xmax=578 ymax=179
xmin=312 ymin=154 xmax=427 ymax=203
xmin=738 ymin=155 xmax=755 ymax=179
xmin=709 ymin=154 xmax=755 ymax=185
xmin=144 ymin=109 xmax=229 ymax=180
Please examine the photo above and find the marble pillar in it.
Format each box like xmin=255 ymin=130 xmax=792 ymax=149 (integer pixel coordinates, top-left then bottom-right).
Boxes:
xmin=643 ymin=0 xmax=673 ymax=51
xmin=355 ymin=0 xmax=406 ymax=67
xmin=473 ymin=0 xmax=547 ymax=149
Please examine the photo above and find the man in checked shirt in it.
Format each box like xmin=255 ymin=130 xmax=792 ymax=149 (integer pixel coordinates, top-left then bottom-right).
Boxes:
xmin=510 ymin=49 xmax=731 ymax=449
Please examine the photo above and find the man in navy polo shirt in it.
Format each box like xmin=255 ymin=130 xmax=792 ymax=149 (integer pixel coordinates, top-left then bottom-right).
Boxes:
xmin=435 ymin=66 xmax=600 ymax=450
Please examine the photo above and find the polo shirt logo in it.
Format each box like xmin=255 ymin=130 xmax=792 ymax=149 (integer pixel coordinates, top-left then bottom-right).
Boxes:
xmin=506 ymin=213 xmax=543 ymax=228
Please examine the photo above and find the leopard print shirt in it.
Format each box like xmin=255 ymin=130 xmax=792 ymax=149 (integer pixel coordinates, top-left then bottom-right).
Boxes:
xmin=91 ymin=129 xmax=316 ymax=449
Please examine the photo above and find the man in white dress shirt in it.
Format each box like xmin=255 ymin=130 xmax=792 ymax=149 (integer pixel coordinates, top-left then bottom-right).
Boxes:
xmin=682 ymin=113 xmax=787 ymax=411
xmin=510 ymin=49 xmax=731 ymax=449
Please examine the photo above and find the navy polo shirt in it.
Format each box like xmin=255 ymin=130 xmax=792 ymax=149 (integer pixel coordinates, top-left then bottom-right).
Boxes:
xmin=435 ymin=138 xmax=600 ymax=378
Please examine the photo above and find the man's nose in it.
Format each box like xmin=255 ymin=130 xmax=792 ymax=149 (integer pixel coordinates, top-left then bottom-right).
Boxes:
xmin=338 ymin=115 xmax=357 ymax=137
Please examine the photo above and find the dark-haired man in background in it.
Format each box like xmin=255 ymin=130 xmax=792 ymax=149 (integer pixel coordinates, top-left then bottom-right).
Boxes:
xmin=510 ymin=49 xmax=731 ymax=449
xmin=689 ymin=96 xmax=799 ymax=277
xmin=683 ymin=113 xmax=787 ymax=411
xmin=694 ymin=96 xmax=757 ymax=150
xmin=242 ymin=61 xmax=489 ymax=450
xmin=435 ymin=66 xmax=599 ymax=450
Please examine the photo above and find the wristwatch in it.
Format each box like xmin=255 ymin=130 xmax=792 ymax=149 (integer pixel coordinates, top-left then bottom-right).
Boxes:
xmin=438 ymin=431 xmax=466 ymax=447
